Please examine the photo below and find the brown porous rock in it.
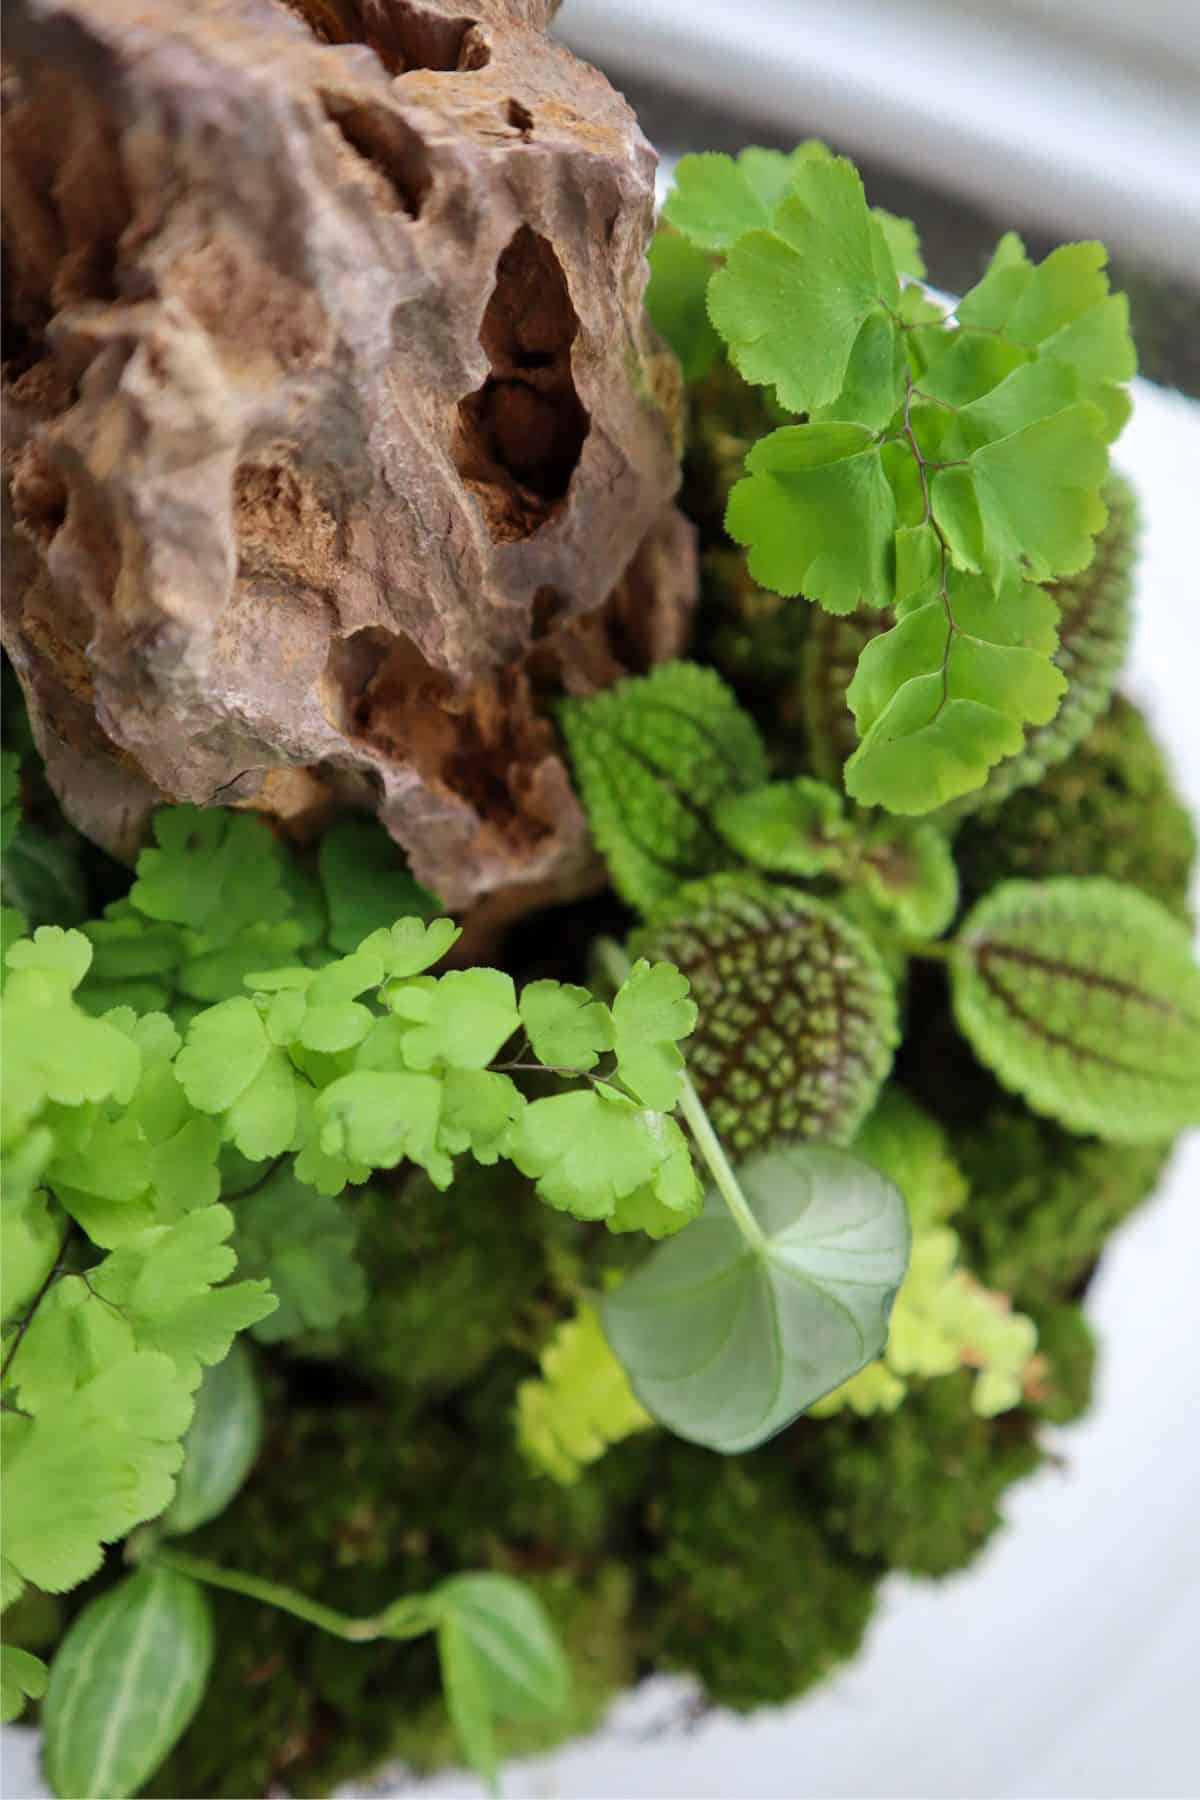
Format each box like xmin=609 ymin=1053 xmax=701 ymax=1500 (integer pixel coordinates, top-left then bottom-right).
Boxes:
xmin=1 ymin=0 xmax=692 ymax=909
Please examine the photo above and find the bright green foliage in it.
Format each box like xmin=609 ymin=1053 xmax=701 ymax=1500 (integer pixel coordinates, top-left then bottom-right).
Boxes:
xmin=2 ymin=1642 xmax=47 ymax=1724
xmin=952 ymin=878 xmax=1200 ymax=1140
xmin=163 ymin=1341 xmax=263 ymax=1536
xmin=559 ymin=661 xmax=769 ymax=911
xmin=506 ymin=1088 xmax=699 ymax=1231
xmin=318 ymin=814 xmax=439 ymax=953
xmin=665 ymin=145 xmax=1134 ymax=815
xmin=955 ymin=692 xmax=1196 ymax=919
xmin=645 ymin=232 xmax=721 ymax=382
xmin=43 ymin=1566 xmax=214 ymax=1800
xmin=609 ymin=957 xmax=696 ymax=1111
xmin=433 ymin=1573 xmax=570 ymax=1793
xmin=519 ymin=980 xmax=614 ymax=1072
xmin=229 ymin=1166 xmax=366 ymax=1342
xmin=634 ymin=877 xmax=898 ymax=1153
xmin=602 ymin=1146 xmax=909 ymax=1452
xmin=517 ymin=1303 xmax=652 ymax=1484
xmin=644 ymin=1448 xmax=879 ymax=1710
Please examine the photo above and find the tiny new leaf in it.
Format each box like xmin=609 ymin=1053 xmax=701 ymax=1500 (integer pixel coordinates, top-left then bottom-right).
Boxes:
xmin=602 ymin=1145 xmax=909 ymax=1453
xmin=951 ymin=878 xmax=1200 ymax=1141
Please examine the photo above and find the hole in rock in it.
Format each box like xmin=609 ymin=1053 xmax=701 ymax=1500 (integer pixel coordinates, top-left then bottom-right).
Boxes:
xmin=505 ymin=98 xmax=534 ymax=134
xmin=276 ymin=0 xmax=488 ymax=73
xmin=318 ymin=92 xmax=432 ymax=217
xmin=453 ymin=227 xmax=590 ymax=543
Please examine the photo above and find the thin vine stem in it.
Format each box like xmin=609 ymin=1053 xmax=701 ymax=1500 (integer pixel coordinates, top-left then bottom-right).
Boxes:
xmin=150 ymin=1547 xmax=433 ymax=1643
xmin=594 ymin=938 xmax=766 ymax=1254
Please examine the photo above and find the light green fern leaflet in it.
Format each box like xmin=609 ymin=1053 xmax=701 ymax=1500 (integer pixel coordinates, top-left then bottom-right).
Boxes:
xmin=517 ymin=1303 xmax=652 ymax=1484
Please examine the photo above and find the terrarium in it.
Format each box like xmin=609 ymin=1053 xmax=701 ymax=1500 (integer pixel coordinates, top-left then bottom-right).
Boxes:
xmin=2 ymin=2 xmax=1197 ymax=1796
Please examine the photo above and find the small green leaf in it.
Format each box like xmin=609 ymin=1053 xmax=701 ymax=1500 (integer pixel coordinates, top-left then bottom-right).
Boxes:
xmin=360 ymin=915 xmax=461 ymax=978
xmin=645 ymin=232 xmax=721 ymax=382
xmin=519 ymin=979 xmax=614 ymax=1073
xmin=561 ymin=661 xmax=768 ymax=913
xmin=610 ymin=958 xmax=697 ymax=1111
xmin=318 ymin=815 xmax=439 ymax=953
xmin=855 ymin=817 xmax=959 ymax=939
xmin=726 ymin=423 xmax=896 ymax=612
xmin=43 ymin=1566 xmax=214 ymax=1800
xmin=601 ymin=1145 xmax=909 ymax=1452
xmin=662 ymin=146 xmax=821 ymax=251
xmin=315 ymin=1068 xmax=445 ymax=1178
xmin=1 ymin=1645 xmax=47 ymax=1724
xmin=434 ymin=1573 xmax=571 ymax=1789
xmin=392 ymin=967 xmax=520 ymax=1071
xmin=505 ymin=1088 xmax=700 ymax=1226
xmin=715 ymin=778 xmax=851 ymax=876
xmin=174 ymin=997 xmax=269 ymax=1114
xmin=162 ymin=1341 xmax=263 ymax=1535
xmin=231 ymin=1165 xmax=366 ymax=1341
xmin=951 ymin=877 xmax=1200 ymax=1141
xmin=872 ymin=207 xmax=925 ymax=280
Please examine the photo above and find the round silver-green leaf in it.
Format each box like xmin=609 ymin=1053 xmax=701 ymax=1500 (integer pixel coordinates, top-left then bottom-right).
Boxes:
xmin=43 ymin=1566 xmax=213 ymax=1800
xmin=601 ymin=1144 xmax=909 ymax=1453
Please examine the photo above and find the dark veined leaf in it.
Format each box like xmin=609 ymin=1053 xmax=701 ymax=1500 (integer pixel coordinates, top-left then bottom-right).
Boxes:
xmin=601 ymin=1145 xmax=909 ymax=1452
xmin=162 ymin=1340 xmax=262 ymax=1536
xmin=433 ymin=1573 xmax=571 ymax=1793
xmin=560 ymin=662 xmax=768 ymax=912
xmin=951 ymin=878 xmax=1200 ymax=1141
xmin=633 ymin=877 xmax=898 ymax=1154
xmin=43 ymin=1566 xmax=214 ymax=1800
xmin=1 ymin=1645 xmax=47 ymax=1724
xmin=844 ymin=556 xmax=1066 ymax=814
xmin=645 ymin=231 xmax=721 ymax=382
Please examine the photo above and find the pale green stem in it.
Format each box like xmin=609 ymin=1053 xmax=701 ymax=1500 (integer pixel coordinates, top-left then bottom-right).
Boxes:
xmin=150 ymin=1547 xmax=431 ymax=1643
xmin=595 ymin=938 xmax=766 ymax=1253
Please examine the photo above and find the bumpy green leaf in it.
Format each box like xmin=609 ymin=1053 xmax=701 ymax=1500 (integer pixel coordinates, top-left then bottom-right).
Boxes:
xmin=634 ymin=878 xmax=898 ymax=1154
xmin=163 ymin=1340 xmax=263 ymax=1535
xmin=230 ymin=1166 xmax=365 ymax=1342
xmin=43 ymin=1566 xmax=213 ymax=1800
xmin=716 ymin=778 xmax=852 ymax=876
xmin=318 ymin=815 xmax=438 ymax=954
xmin=645 ymin=232 xmax=721 ymax=381
xmin=709 ymin=155 xmax=900 ymax=420
xmin=560 ymin=662 xmax=768 ymax=912
xmin=517 ymin=1302 xmax=652 ymax=1485
xmin=854 ymin=816 xmax=959 ymax=938
xmin=602 ymin=1145 xmax=909 ymax=1452
xmin=726 ymin=424 xmax=896 ymax=612
xmin=844 ymin=562 xmax=1066 ymax=813
xmin=1 ymin=1644 xmax=47 ymax=1724
xmin=952 ymin=878 xmax=1200 ymax=1141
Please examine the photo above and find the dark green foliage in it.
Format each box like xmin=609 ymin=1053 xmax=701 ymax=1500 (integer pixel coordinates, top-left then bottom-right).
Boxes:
xmin=951 ymin=1096 xmax=1164 ymax=1308
xmin=955 ymin=694 xmax=1196 ymax=920
xmin=643 ymin=1447 xmax=879 ymax=1710
xmin=805 ymin=1372 xmax=1042 ymax=1577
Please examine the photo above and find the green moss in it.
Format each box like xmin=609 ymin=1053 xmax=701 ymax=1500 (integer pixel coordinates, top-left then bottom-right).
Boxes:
xmin=951 ymin=1096 xmax=1165 ymax=1309
xmin=955 ymin=694 xmax=1196 ymax=920
xmin=1025 ymin=1302 xmax=1097 ymax=1426
xmin=642 ymin=1445 xmax=879 ymax=1710
xmin=805 ymin=1371 xmax=1042 ymax=1577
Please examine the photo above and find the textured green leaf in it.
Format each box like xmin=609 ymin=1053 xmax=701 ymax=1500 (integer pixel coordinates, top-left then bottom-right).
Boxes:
xmin=1 ymin=1644 xmax=47 ymax=1724
xmin=708 ymin=156 xmax=898 ymax=415
xmin=518 ymin=979 xmax=614 ymax=1072
xmin=43 ymin=1566 xmax=213 ymax=1800
xmin=645 ymin=232 xmax=721 ymax=382
xmin=634 ymin=878 xmax=898 ymax=1155
xmin=726 ymin=423 xmax=896 ymax=611
xmin=610 ymin=958 xmax=697 ymax=1111
xmin=318 ymin=815 xmax=439 ymax=954
xmin=844 ymin=564 xmax=1066 ymax=813
xmin=952 ymin=878 xmax=1200 ymax=1140
xmin=163 ymin=1340 xmax=263 ymax=1534
xmin=715 ymin=778 xmax=852 ymax=876
xmin=602 ymin=1145 xmax=909 ymax=1452
xmin=561 ymin=662 xmax=768 ymax=912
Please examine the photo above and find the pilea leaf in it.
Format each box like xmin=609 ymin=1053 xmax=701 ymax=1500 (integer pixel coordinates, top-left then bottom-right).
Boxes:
xmin=162 ymin=1340 xmax=262 ymax=1537
xmin=601 ymin=1145 xmax=909 ymax=1453
xmin=43 ymin=1566 xmax=214 ymax=1800
xmin=560 ymin=661 xmax=768 ymax=913
xmin=952 ymin=878 xmax=1200 ymax=1141
xmin=516 ymin=1302 xmax=652 ymax=1485
xmin=633 ymin=877 xmax=899 ymax=1154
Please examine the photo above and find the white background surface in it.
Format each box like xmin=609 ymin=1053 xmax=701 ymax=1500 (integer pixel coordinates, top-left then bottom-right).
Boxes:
xmin=5 ymin=384 xmax=1197 ymax=1800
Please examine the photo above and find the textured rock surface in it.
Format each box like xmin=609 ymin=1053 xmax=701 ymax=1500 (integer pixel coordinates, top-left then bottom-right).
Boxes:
xmin=1 ymin=0 xmax=690 ymax=907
